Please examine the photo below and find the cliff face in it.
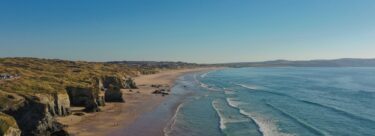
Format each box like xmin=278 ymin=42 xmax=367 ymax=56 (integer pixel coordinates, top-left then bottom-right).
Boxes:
xmin=124 ymin=78 xmax=138 ymax=89
xmin=35 ymin=93 xmax=71 ymax=117
xmin=0 ymin=58 xmax=145 ymax=136
xmin=0 ymin=75 xmax=129 ymax=135
xmin=64 ymin=76 xmax=128 ymax=112
xmin=102 ymin=76 xmax=124 ymax=102
xmin=3 ymin=96 xmax=67 ymax=136
xmin=0 ymin=91 xmax=23 ymax=136
xmin=65 ymin=87 xmax=104 ymax=112
xmin=1 ymin=90 xmax=70 ymax=136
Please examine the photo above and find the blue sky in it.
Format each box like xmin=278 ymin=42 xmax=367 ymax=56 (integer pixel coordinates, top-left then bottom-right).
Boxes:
xmin=0 ymin=0 xmax=375 ymax=63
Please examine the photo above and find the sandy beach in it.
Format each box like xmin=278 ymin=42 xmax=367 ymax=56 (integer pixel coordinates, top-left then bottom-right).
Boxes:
xmin=57 ymin=68 xmax=216 ymax=136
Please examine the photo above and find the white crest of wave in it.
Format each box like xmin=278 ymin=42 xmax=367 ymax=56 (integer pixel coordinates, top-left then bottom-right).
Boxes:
xmin=199 ymin=82 xmax=218 ymax=91
xmin=200 ymin=72 xmax=208 ymax=78
xmin=226 ymin=98 xmax=242 ymax=107
xmin=200 ymin=70 xmax=217 ymax=78
xmin=237 ymin=83 xmax=265 ymax=90
xmin=226 ymin=98 xmax=293 ymax=136
xmin=212 ymin=100 xmax=227 ymax=130
xmin=164 ymin=103 xmax=185 ymax=136
xmin=212 ymin=99 xmax=249 ymax=130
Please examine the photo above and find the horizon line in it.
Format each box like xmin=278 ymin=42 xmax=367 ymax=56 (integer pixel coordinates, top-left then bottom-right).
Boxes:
xmin=2 ymin=56 xmax=375 ymax=65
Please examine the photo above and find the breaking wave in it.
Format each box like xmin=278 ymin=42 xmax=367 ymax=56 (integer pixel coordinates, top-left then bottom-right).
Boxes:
xmin=226 ymin=98 xmax=293 ymax=136
xmin=164 ymin=103 xmax=185 ymax=136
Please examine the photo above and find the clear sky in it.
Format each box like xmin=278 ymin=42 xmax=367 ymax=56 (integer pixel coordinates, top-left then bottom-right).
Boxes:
xmin=0 ymin=0 xmax=375 ymax=63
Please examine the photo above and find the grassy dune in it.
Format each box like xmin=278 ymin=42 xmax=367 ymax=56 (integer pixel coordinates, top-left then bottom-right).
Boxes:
xmin=0 ymin=112 xmax=19 ymax=135
xmin=0 ymin=58 xmax=142 ymax=94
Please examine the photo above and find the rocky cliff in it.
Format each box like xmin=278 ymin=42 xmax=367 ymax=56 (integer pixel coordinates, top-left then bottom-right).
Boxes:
xmin=0 ymin=75 xmax=131 ymax=136
xmin=124 ymin=78 xmax=138 ymax=89
xmin=35 ymin=93 xmax=71 ymax=117
xmin=65 ymin=86 xmax=104 ymax=112
xmin=1 ymin=91 xmax=69 ymax=136
xmin=0 ymin=58 xmax=147 ymax=136
xmin=102 ymin=76 xmax=124 ymax=102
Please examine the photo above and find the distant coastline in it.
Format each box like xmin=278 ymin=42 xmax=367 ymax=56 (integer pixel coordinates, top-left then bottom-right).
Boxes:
xmin=215 ymin=58 xmax=375 ymax=67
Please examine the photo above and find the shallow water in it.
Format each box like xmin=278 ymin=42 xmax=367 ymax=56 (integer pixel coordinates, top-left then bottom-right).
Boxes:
xmin=164 ymin=67 xmax=375 ymax=136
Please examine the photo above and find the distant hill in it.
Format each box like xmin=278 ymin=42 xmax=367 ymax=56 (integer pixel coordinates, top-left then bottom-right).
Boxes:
xmin=217 ymin=58 xmax=375 ymax=67
xmin=107 ymin=61 xmax=200 ymax=69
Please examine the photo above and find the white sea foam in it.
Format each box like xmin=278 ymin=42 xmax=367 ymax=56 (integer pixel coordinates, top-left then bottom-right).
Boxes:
xmin=224 ymin=88 xmax=236 ymax=95
xmin=226 ymin=98 xmax=242 ymax=107
xmin=226 ymin=98 xmax=293 ymax=136
xmin=212 ymin=100 xmax=227 ymax=129
xmin=212 ymin=100 xmax=249 ymax=130
xmin=237 ymin=83 xmax=266 ymax=90
xmin=200 ymin=72 xmax=209 ymax=78
xmin=194 ymin=74 xmax=211 ymax=90
xmin=200 ymin=82 xmax=209 ymax=88
xmin=164 ymin=103 xmax=185 ymax=136
xmin=199 ymin=82 xmax=218 ymax=91
xmin=193 ymin=74 xmax=201 ymax=84
xmin=200 ymin=70 xmax=216 ymax=78
xmin=194 ymin=72 xmax=218 ymax=91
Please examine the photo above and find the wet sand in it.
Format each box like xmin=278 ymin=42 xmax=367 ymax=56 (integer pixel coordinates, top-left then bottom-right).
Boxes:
xmin=57 ymin=68 xmax=217 ymax=136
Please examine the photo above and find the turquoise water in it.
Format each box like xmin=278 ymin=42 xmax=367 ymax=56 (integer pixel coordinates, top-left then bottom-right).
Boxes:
xmin=164 ymin=67 xmax=375 ymax=136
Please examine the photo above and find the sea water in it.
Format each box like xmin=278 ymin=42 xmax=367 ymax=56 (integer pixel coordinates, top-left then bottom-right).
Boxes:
xmin=164 ymin=67 xmax=375 ymax=136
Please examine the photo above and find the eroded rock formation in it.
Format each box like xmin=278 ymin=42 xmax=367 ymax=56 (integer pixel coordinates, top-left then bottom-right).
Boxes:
xmin=35 ymin=93 xmax=71 ymax=117
xmin=102 ymin=76 xmax=124 ymax=102
xmin=1 ymin=92 xmax=68 ymax=136
xmin=65 ymin=87 xmax=103 ymax=112
xmin=0 ymin=75 xmax=133 ymax=135
xmin=124 ymin=78 xmax=138 ymax=89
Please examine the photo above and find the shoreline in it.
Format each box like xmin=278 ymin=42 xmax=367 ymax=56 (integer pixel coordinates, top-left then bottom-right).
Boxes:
xmin=57 ymin=67 xmax=219 ymax=136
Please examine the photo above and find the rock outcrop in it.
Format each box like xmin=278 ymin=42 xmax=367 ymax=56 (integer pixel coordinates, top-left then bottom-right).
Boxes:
xmin=124 ymin=78 xmax=138 ymax=89
xmin=65 ymin=86 xmax=104 ymax=112
xmin=102 ymin=76 xmax=124 ymax=102
xmin=0 ymin=75 xmax=134 ymax=135
xmin=35 ymin=93 xmax=71 ymax=117
xmin=2 ymin=95 xmax=68 ymax=136
xmin=104 ymin=88 xmax=123 ymax=102
xmin=0 ymin=112 xmax=21 ymax=136
xmin=151 ymin=84 xmax=170 ymax=96
xmin=1 ymin=58 xmax=163 ymax=136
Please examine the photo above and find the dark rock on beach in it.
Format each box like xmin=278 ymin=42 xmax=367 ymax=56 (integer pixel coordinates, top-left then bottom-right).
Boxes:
xmin=102 ymin=76 xmax=125 ymax=102
xmin=152 ymin=89 xmax=170 ymax=96
xmin=65 ymin=87 xmax=102 ymax=112
xmin=124 ymin=78 xmax=138 ymax=89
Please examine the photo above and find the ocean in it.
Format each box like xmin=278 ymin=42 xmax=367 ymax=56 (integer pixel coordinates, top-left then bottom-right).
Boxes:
xmin=163 ymin=67 xmax=375 ymax=136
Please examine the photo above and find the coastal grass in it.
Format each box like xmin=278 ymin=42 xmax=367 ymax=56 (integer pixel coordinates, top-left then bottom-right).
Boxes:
xmin=0 ymin=90 xmax=25 ymax=111
xmin=0 ymin=58 xmax=140 ymax=95
xmin=0 ymin=112 xmax=19 ymax=135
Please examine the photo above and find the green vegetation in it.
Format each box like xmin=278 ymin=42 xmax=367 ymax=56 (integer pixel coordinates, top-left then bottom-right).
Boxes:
xmin=0 ymin=112 xmax=19 ymax=135
xmin=0 ymin=91 xmax=24 ymax=112
xmin=0 ymin=57 xmax=200 ymax=135
xmin=0 ymin=57 xmax=199 ymax=95
xmin=0 ymin=58 xmax=140 ymax=94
